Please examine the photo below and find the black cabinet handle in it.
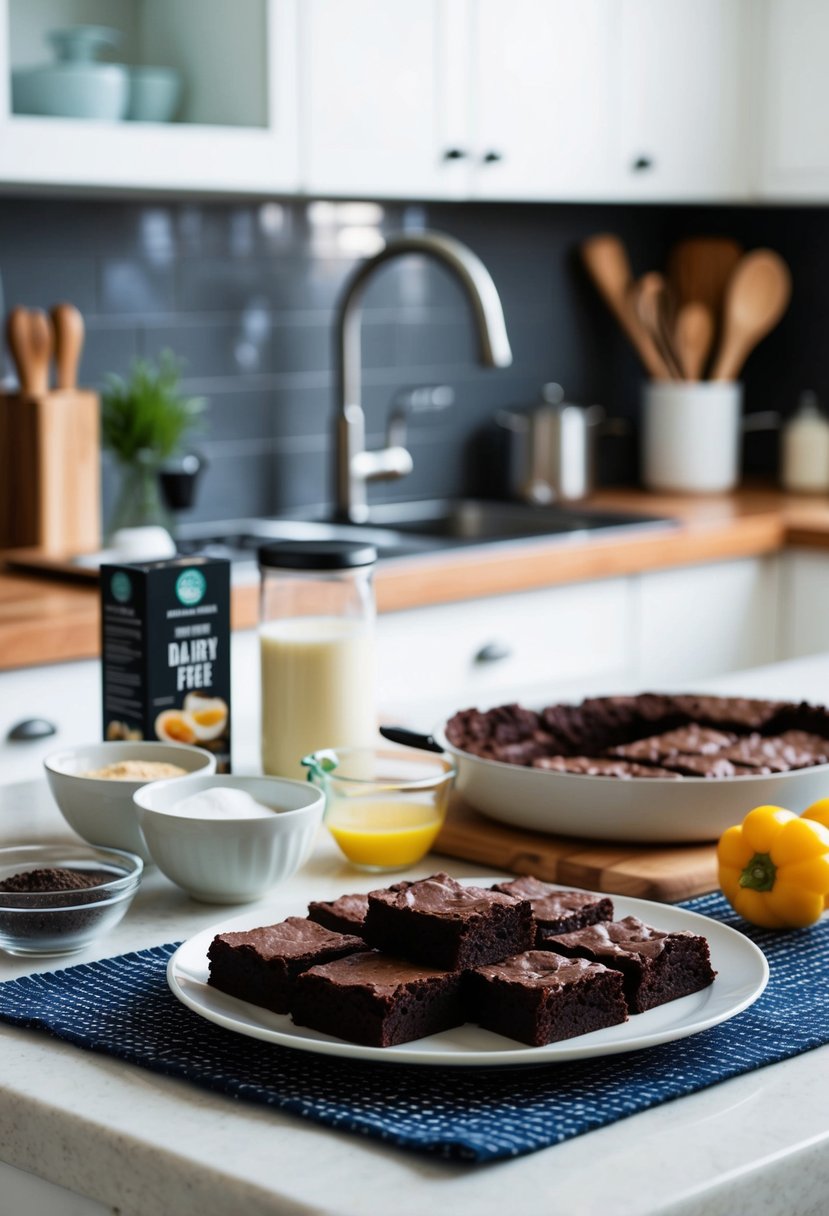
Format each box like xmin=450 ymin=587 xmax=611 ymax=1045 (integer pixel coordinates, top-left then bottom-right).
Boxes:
xmin=632 ymin=155 xmax=654 ymax=172
xmin=482 ymin=150 xmax=503 ymax=164
xmin=443 ymin=148 xmax=468 ymax=161
xmin=474 ymin=641 xmax=512 ymax=664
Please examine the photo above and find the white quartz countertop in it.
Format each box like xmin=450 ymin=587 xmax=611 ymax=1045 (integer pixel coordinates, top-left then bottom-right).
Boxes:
xmin=0 ymin=654 xmax=828 ymax=1215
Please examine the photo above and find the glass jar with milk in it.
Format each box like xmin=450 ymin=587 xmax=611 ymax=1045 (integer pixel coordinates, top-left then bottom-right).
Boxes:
xmin=258 ymin=541 xmax=378 ymax=778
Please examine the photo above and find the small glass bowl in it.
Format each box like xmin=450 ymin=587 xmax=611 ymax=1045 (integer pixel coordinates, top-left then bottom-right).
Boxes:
xmin=302 ymin=746 xmax=455 ymax=872
xmin=0 ymin=844 xmax=143 ymax=957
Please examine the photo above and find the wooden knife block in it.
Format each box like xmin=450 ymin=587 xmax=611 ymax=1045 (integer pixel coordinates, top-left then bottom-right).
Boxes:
xmin=0 ymin=389 xmax=101 ymax=554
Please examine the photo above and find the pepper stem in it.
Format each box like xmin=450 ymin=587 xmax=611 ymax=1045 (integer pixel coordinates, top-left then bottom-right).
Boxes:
xmin=739 ymin=851 xmax=777 ymax=892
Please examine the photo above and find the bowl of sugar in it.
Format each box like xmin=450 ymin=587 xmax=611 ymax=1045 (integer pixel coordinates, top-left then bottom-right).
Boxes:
xmin=133 ymin=775 xmax=324 ymax=902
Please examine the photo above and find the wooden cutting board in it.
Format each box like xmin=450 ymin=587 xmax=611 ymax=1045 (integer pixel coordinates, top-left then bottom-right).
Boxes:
xmin=433 ymin=796 xmax=718 ymax=903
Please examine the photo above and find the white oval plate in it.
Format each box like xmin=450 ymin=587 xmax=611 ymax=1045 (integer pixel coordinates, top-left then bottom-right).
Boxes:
xmin=167 ymin=880 xmax=768 ymax=1067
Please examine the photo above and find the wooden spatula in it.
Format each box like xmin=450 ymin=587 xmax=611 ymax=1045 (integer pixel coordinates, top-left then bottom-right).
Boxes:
xmin=710 ymin=250 xmax=792 ymax=382
xmin=50 ymin=302 xmax=85 ymax=390
xmin=673 ymin=302 xmax=714 ymax=381
xmin=580 ymin=234 xmax=672 ymax=380
xmin=667 ymin=237 xmax=743 ymax=322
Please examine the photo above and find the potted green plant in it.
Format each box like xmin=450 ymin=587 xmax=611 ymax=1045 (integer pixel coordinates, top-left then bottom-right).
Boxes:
xmin=101 ymin=351 xmax=206 ymax=536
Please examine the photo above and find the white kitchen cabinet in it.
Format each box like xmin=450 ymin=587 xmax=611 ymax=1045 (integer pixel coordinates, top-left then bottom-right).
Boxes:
xmin=298 ymin=0 xmax=472 ymax=200
xmin=755 ymin=0 xmax=829 ymax=199
xmin=0 ymin=0 xmax=299 ymax=195
xmin=778 ymin=549 xmax=829 ymax=659
xmin=468 ymin=0 xmax=615 ymax=201
xmin=613 ymin=0 xmax=749 ymax=201
xmin=633 ymin=557 xmax=780 ymax=685
xmin=376 ymin=577 xmax=636 ymax=723
xmin=299 ymin=0 xmax=617 ymax=202
xmin=300 ymin=0 xmax=747 ymax=205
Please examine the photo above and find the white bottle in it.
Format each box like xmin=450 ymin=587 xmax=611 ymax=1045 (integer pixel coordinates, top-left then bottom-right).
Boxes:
xmin=781 ymin=392 xmax=829 ymax=493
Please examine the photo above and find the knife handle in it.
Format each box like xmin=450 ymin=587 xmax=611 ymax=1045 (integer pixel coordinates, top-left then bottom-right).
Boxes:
xmin=51 ymin=302 xmax=85 ymax=391
xmin=6 ymin=307 xmax=53 ymax=396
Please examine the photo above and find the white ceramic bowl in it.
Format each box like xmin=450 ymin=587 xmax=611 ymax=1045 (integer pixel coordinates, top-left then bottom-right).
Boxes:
xmin=133 ymin=775 xmax=325 ymax=904
xmin=44 ymin=742 xmax=216 ymax=863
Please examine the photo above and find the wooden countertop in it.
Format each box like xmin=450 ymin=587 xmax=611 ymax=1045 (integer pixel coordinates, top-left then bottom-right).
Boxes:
xmin=2 ymin=486 xmax=829 ymax=672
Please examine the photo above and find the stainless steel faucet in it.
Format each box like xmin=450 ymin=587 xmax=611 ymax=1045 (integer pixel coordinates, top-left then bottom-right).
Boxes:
xmin=334 ymin=230 xmax=513 ymax=522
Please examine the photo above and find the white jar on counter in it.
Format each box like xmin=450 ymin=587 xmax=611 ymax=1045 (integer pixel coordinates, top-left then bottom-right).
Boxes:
xmin=781 ymin=392 xmax=829 ymax=493
xmin=258 ymin=540 xmax=378 ymax=779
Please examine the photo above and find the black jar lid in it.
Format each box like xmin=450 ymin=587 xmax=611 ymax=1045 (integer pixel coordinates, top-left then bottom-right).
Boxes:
xmin=258 ymin=540 xmax=378 ymax=570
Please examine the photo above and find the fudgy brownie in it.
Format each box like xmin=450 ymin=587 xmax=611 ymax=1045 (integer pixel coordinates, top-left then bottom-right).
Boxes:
xmin=363 ymin=872 xmax=533 ymax=970
xmin=543 ymin=916 xmax=716 ymax=1013
xmin=207 ymin=917 xmax=364 ymax=1014
xmin=291 ymin=951 xmax=465 ymax=1047
xmin=717 ymin=730 xmax=829 ymax=771
xmin=307 ymin=892 xmax=369 ymax=936
xmin=531 ymin=756 xmax=680 ymax=778
xmin=607 ymin=726 xmax=737 ymax=763
xmin=657 ymin=754 xmax=767 ymax=778
xmin=465 ymin=950 xmax=628 ymax=1046
xmin=492 ymin=876 xmax=614 ymax=941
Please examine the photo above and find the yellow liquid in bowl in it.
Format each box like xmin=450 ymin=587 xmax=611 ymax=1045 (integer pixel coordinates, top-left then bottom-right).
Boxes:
xmin=326 ymin=799 xmax=443 ymax=869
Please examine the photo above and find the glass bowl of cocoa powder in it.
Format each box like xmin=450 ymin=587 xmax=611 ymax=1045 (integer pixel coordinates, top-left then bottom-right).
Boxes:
xmin=0 ymin=844 xmax=143 ymax=956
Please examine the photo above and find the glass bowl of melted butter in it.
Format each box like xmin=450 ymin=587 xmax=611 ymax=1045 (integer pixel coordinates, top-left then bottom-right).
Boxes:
xmin=302 ymin=747 xmax=456 ymax=872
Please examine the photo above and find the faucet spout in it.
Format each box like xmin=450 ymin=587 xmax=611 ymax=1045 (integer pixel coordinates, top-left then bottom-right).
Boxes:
xmin=334 ymin=230 xmax=512 ymax=522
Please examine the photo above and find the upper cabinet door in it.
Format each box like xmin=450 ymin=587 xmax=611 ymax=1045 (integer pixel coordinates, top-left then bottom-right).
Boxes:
xmin=471 ymin=0 xmax=615 ymax=201
xmin=299 ymin=0 xmax=471 ymax=199
xmin=0 ymin=0 xmax=299 ymax=195
xmin=757 ymin=0 xmax=829 ymax=198
xmin=614 ymin=0 xmax=749 ymax=201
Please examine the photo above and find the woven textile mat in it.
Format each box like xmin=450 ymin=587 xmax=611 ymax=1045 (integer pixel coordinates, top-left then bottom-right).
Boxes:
xmin=0 ymin=893 xmax=826 ymax=1163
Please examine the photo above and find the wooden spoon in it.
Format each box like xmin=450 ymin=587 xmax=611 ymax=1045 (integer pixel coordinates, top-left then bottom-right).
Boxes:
xmin=673 ymin=302 xmax=714 ymax=381
xmin=580 ymin=234 xmax=672 ymax=380
xmin=710 ymin=250 xmax=792 ymax=382
xmin=630 ymin=272 xmax=682 ymax=380
xmin=6 ymin=307 xmax=53 ymax=396
xmin=50 ymin=302 xmax=85 ymax=390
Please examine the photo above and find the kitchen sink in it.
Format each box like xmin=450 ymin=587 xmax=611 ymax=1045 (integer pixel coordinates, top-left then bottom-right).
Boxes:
xmin=358 ymin=499 xmax=673 ymax=543
xmin=174 ymin=499 xmax=675 ymax=566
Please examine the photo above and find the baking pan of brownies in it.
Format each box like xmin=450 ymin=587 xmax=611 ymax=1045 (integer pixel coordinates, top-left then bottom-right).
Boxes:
xmin=382 ymin=693 xmax=829 ymax=844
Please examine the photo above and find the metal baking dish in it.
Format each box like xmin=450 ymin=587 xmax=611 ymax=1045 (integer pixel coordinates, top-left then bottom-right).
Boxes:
xmin=381 ymin=722 xmax=829 ymax=845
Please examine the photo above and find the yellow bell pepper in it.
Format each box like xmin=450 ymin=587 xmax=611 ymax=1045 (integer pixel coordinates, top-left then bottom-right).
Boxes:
xmin=801 ymin=798 xmax=829 ymax=909
xmin=717 ymin=804 xmax=829 ymax=929
xmin=802 ymin=797 xmax=829 ymax=832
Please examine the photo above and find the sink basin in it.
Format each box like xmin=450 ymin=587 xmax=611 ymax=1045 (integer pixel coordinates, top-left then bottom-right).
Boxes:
xmin=359 ymin=498 xmax=674 ymax=544
xmin=173 ymin=500 xmax=675 ymax=566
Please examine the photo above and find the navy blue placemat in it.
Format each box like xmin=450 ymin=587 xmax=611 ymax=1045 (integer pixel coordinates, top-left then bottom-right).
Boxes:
xmin=0 ymin=893 xmax=827 ymax=1163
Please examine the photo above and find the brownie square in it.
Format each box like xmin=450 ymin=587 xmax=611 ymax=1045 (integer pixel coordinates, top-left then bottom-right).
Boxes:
xmin=363 ymin=872 xmax=533 ymax=970
xmin=717 ymin=730 xmax=829 ymax=772
xmin=465 ymin=950 xmax=628 ymax=1046
xmin=543 ymin=916 xmax=716 ymax=1013
xmin=492 ymin=876 xmax=614 ymax=942
xmin=307 ymin=892 xmax=369 ymax=937
xmin=606 ymin=726 xmax=737 ymax=764
xmin=207 ymin=917 xmax=364 ymax=1014
xmin=659 ymin=754 xmax=771 ymax=778
xmin=292 ymin=951 xmax=465 ymax=1047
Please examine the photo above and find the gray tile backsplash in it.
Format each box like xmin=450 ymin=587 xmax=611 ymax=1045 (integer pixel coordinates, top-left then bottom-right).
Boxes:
xmin=0 ymin=195 xmax=820 ymax=526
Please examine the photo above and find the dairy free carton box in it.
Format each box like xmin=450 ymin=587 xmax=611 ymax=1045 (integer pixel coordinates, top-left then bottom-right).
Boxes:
xmin=100 ymin=557 xmax=231 ymax=772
